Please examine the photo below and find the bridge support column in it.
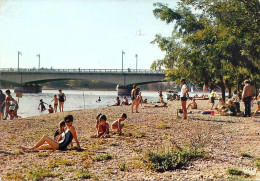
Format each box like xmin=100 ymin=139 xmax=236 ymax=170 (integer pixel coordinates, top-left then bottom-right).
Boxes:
xmin=117 ymin=85 xmax=132 ymax=96
xmin=14 ymin=85 xmax=42 ymax=93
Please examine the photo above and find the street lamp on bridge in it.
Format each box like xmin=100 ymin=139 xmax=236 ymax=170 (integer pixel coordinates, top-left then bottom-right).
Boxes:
xmin=18 ymin=51 xmax=22 ymax=71
xmin=135 ymin=54 xmax=138 ymax=72
xmin=36 ymin=54 xmax=40 ymax=69
xmin=122 ymin=50 xmax=125 ymax=72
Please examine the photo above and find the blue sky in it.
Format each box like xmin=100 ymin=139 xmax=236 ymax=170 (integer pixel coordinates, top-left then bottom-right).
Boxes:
xmin=0 ymin=0 xmax=178 ymax=70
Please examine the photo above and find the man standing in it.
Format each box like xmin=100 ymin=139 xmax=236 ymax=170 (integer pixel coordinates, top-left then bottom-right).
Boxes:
xmin=0 ymin=90 xmax=6 ymax=120
xmin=242 ymin=80 xmax=253 ymax=117
xmin=180 ymin=79 xmax=189 ymax=119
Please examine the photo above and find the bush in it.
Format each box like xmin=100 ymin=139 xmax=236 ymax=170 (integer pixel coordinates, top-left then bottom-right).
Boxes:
xmin=227 ymin=168 xmax=243 ymax=176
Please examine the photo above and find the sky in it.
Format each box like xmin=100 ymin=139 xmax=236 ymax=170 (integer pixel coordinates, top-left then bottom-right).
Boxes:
xmin=0 ymin=0 xmax=178 ymax=70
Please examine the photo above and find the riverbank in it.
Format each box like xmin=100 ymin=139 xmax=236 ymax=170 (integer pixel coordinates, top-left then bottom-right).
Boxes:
xmin=0 ymin=100 xmax=260 ymax=180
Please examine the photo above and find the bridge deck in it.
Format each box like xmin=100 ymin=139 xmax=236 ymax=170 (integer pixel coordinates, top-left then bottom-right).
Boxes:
xmin=0 ymin=68 xmax=163 ymax=74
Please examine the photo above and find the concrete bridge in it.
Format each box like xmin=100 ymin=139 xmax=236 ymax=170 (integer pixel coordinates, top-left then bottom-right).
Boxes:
xmin=0 ymin=68 xmax=166 ymax=94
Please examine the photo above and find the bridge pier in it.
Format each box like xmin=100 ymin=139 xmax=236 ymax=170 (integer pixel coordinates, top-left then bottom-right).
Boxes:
xmin=14 ymin=85 xmax=42 ymax=93
xmin=116 ymin=84 xmax=140 ymax=96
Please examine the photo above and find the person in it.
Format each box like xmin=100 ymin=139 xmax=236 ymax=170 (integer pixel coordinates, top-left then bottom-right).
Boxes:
xmin=96 ymin=97 xmax=101 ymax=103
xmin=241 ymin=80 xmax=253 ymax=117
xmin=0 ymin=90 xmax=6 ymax=120
xmin=51 ymin=95 xmax=59 ymax=113
xmin=210 ymin=90 xmax=216 ymax=110
xmin=19 ymin=115 xmax=81 ymax=151
xmin=215 ymin=98 xmax=226 ymax=112
xmin=253 ymin=93 xmax=260 ymax=118
xmin=96 ymin=115 xmax=110 ymax=138
xmin=121 ymin=96 xmax=129 ymax=105
xmin=0 ymin=90 xmax=12 ymax=120
xmin=187 ymin=99 xmax=198 ymax=110
xmin=9 ymin=97 xmax=19 ymax=120
xmin=95 ymin=113 xmax=102 ymax=132
xmin=143 ymin=99 xmax=148 ymax=104
xmin=111 ymin=113 xmax=127 ymax=135
xmin=180 ymin=79 xmax=189 ymax=119
xmin=138 ymin=92 xmax=143 ymax=106
xmin=131 ymin=85 xmax=139 ymax=113
xmin=48 ymin=105 xmax=54 ymax=114
xmin=158 ymin=89 xmax=163 ymax=101
xmin=54 ymin=121 xmax=66 ymax=141
xmin=38 ymin=99 xmax=48 ymax=112
xmin=58 ymin=90 xmax=66 ymax=112
xmin=113 ymin=97 xmax=121 ymax=106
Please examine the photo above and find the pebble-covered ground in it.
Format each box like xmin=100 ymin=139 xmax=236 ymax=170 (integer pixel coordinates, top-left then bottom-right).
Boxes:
xmin=0 ymin=100 xmax=260 ymax=180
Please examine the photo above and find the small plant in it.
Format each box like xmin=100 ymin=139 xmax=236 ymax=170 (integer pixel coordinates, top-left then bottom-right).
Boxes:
xmin=93 ymin=154 xmax=112 ymax=161
xmin=27 ymin=167 xmax=55 ymax=180
xmin=4 ymin=171 xmax=25 ymax=180
xmin=13 ymin=149 xmax=24 ymax=155
xmin=109 ymin=143 xmax=119 ymax=146
xmin=155 ymin=123 xmax=171 ymax=129
xmin=75 ymin=169 xmax=91 ymax=179
xmin=133 ymin=131 xmax=146 ymax=138
xmin=254 ymin=158 xmax=260 ymax=169
xmin=118 ymin=162 xmax=128 ymax=171
xmin=240 ymin=152 xmax=253 ymax=158
xmin=52 ymin=158 xmax=75 ymax=166
xmin=133 ymin=147 xmax=143 ymax=153
xmin=38 ymin=150 xmax=50 ymax=157
xmin=227 ymin=168 xmax=242 ymax=175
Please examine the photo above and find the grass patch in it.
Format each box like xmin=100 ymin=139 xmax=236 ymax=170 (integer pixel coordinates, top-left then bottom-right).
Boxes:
xmin=51 ymin=158 xmax=75 ymax=166
xmin=240 ymin=152 xmax=253 ymax=158
xmin=118 ymin=162 xmax=128 ymax=171
xmin=133 ymin=131 xmax=146 ymax=138
xmin=133 ymin=147 xmax=143 ymax=153
xmin=4 ymin=171 xmax=25 ymax=180
xmin=109 ymin=143 xmax=119 ymax=146
xmin=75 ymin=169 xmax=91 ymax=179
xmin=254 ymin=158 xmax=260 ymax=169
xmin=27 ymin=167 xmax=56 ymax=180
xmin=38 ymin=150 xmax=51 ymax=157
xmin=155 ymin=123 xmax=171 ymax=129
xmin=13 ymin=149 xmax=24 ymax=155
xmin=93 ymin=154 xmax=112 ymax=162
xmin=227 ymin=168 xmax=250 ymax=178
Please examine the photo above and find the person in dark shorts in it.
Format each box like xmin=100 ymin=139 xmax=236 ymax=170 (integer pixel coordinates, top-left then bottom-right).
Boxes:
xmin=241 ymin=80 xmax=253 ymax=117
xmin=210 ymin=90 xmax=216 ymax=110
xmin=58 ymin=90 xmax=66 ymax=112
xmin=0 ymin=90 xmax=6 ymax=120
xmin=131 ymin=85 xmax=139 ymax=113
xmin=19 ymin=115 xmax=81 ymax=151
xmin=180 ymin=79 xmax=189 ymax=119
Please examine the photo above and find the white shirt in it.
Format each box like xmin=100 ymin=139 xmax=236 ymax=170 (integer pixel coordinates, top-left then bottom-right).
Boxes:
xmin=180 ymin=84 xmax=188 ymax=97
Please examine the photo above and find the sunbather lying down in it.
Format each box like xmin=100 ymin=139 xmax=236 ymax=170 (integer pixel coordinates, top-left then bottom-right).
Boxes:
xmin=18 ymin=115 xmax=81 ymax=151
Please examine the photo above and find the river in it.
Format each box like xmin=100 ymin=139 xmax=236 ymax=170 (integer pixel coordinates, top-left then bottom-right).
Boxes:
xmin=4 ymin=89 xmax=166 ymax=118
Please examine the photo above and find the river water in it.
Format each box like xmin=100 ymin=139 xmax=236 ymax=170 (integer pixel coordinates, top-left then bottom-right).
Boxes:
xmin=4 ymin=89 xmax=166 ymax=118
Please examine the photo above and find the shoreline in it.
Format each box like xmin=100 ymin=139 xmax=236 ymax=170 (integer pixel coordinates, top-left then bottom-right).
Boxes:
xmin=0 ymin=100 xmax=260 ymax=180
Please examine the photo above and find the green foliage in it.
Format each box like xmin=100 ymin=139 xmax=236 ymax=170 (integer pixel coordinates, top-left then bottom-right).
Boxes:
xmin=118 ymin=162 xmax=128 ymax=171
xmin=75 ymin=170 xmax=91 ymax=179
xmin=227 ymin=168 xmax=242 ymax=176
xmin=27 ymin=167 xmax=55 ymax=180
xmin=93 ymin=154 xmax=112 ymax=162
xmin=254 ymin=158 xmax=260 ymax=169
xmin=155 ymin=123 xmax=171 ymax=129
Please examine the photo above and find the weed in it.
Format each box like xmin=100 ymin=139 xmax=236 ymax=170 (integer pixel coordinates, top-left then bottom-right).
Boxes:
xmin=133 ymin=147 xmax=142 ymax=153
xmin=93 ymin=154 xmax=112 ymax=161
xmin=133 ymin=131 xmax=146 ymax=138
xmin=240 ymin=152 xmax=253 ymax=158
xmin=131 ymin=160 xmax=145 ymax=169
xmin=27 ymin=167 xmax=55 ymax=180
xmin=118 ymin=161 xmax=128 ymax=171
xmin=13 ymin=149 xmax=24 ymax=155
xmin=38 ymin=150 xmax=50 ymax=157
xmin=227 ymin=168 xmax=243 ymax=176
xmin=254 ymin=158 xmax=260 ymax=169
xmin=109 ymin=143 xmax=119 ymax=146
xmin=155 ymin=123 xmax=171 ymax=129
xmin=51 ymin=158 xmax=75 ymax=166
xmin=4 ymin=171 xmax=25 ymax=180
xmin=75 ymin=169 xmax=91 ymax=179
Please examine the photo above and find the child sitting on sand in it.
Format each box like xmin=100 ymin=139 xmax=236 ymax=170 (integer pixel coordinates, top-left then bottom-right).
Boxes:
xmin=95 ymin=113 xmax=102 ymax=132
xmin=97 ymin=115 xmax=110 ymax=138
xmin=187 ymin=99 xmax=198 ymax=110
xmin=54 ymin=121 xmax=66 ymax=141
xmin=111 ymin=113 xmax=127 ymax=135
xmin=48 ymin=105 xmax=54 ymax=113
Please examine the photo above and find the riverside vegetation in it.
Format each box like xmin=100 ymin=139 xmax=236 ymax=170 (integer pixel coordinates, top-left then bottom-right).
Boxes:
xmin=0 ymin=100 xmax=260 ymax=180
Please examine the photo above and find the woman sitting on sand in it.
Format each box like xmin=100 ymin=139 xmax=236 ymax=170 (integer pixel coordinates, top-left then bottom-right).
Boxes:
xmin=19 ymin=115 xmax=81 ymax=151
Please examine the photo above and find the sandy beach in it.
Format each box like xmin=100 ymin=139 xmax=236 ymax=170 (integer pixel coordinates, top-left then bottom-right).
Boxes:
xmin=0 ymin=99 xmax=260 ymax=180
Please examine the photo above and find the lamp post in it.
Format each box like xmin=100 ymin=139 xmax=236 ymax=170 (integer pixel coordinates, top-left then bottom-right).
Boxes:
xmin=122 ymin=50 xmax=125 ymax=72
xmin=135 ymin=54 xmax=138 ymax=72
xmin=18 ymin=51 xmax=22 ymax=71
xmin=36 ymin=54 xmax=40 ymax=69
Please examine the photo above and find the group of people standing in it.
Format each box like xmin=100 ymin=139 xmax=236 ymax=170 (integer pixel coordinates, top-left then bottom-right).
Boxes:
xmin=0 ymin=89 xmax=19 ymax=120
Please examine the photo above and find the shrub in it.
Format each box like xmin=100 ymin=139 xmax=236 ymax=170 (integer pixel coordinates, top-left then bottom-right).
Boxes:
xmin=93 ymin=154 xmax=112 ymax=161
xmin=227 ymin=168 xmax=243 ymax=176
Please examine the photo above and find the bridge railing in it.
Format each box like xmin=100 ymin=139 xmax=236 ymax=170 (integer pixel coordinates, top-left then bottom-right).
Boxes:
xmin=0 ymin=68 xmax=164 ymax=74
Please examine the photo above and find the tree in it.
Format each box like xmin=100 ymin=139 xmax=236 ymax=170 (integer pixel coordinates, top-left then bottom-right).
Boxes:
xmin=152 ymin=0 xmax=260 ymax=99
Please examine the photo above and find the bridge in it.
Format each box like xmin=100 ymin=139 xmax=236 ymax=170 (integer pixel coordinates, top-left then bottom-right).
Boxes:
xmin=0 ymin=68 xmax=166 ymax=94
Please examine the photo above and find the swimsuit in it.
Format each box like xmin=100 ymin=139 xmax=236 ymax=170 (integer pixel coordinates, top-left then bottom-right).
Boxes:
xmin=58 ymin=130 xmax=73 ymax=150
xmin=59 ymin=93 xmax=65 ymax=102
xmin=131 ymin=90 xmax=136 ymax=100
xmin=54 ymin=129 xmax=60 ymax=139
xmin=257 ymin=101 xmax=260 ymax=105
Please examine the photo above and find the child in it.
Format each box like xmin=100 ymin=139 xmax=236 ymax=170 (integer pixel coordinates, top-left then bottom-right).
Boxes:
xmin=95 ymin=113 xmax=102 ymax=132
xmin=97 ymin=115 xmax=110 ymax=138
xmin=112 ymin=113 xmax=127 ymax=135
xmin=54 ymin=121 xmax=66 ymax=141
xmin=51 ymin=95 xmax=59 ymax=113
xmin=38 ymin=99 xmax=48 ymax=112
xmin=48 ymin=105 xmax=54 ymax=114
xmin=187 ymin=99 xmax=198 ymax=110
